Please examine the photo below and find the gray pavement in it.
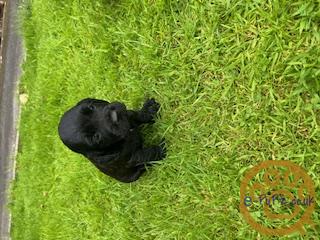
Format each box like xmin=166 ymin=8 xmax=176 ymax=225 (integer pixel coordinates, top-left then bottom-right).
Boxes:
xmin=0 ymin=0 xmax=23 ymax=239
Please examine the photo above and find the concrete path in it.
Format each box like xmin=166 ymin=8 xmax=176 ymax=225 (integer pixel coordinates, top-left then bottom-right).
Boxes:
xmin=0 ymin=0 xmax=22 ymax=239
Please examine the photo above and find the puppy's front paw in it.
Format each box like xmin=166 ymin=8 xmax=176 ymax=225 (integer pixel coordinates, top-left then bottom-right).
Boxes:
xmin=141 ymin=98 xmax=160 ymax=123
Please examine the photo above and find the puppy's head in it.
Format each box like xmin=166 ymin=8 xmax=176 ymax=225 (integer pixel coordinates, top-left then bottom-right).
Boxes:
xmin=58 ymin=98 xmax=130 ymax=154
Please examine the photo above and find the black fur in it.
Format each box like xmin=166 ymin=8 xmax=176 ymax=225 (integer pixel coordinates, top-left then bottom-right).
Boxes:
xmin=58 ymin=98 xmax=166 ymax=183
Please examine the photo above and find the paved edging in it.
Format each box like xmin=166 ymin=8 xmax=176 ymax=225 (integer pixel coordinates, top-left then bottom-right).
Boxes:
xmin=0 ymin=0 xmax=23 ymax=239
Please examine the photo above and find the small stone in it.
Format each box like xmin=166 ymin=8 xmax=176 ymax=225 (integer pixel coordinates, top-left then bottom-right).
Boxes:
xmin=19 ymin=93 xmax=28 ymax=105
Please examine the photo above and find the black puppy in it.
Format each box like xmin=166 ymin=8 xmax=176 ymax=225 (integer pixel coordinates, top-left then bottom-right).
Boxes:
xmin=58 ymin=98 xmax=166 ymax=183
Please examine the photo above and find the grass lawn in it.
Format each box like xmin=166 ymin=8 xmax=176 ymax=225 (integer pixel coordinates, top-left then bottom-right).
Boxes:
xmin=11 ymin=0 xmax=320 ymax=239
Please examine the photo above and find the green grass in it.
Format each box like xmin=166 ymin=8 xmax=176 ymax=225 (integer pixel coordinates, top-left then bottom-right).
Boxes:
xmin=11 ymin=0 xmax=320 ymax=239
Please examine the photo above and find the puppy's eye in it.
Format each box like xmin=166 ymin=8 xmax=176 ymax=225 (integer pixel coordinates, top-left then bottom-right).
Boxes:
xmin=92 ymin=133 xmax=101 ymax=143
xmin=88 ymin=104 xmax=95 ymax=111
xmin=81 ymin=104 xmax=95 ymax=114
